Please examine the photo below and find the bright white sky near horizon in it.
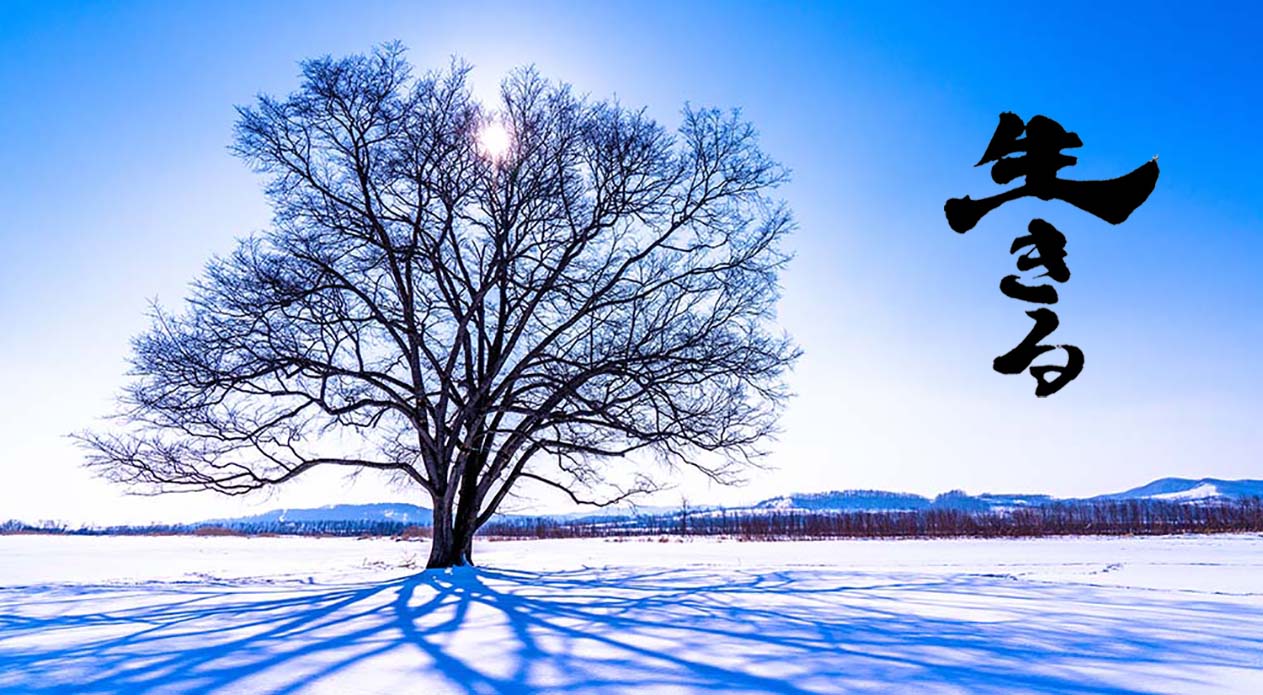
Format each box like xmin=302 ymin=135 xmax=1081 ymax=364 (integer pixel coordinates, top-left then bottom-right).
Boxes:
xmin=1 ymin=1 xmax=1260 ymax=524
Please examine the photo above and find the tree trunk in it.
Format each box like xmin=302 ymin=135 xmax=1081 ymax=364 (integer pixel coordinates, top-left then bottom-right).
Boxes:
xmin=426 ymin=504 xmax=463 ymax=569
xmin=460 ymin=530 xmax=474 ymax=565
xmin=426 ymin=497 xmax=477 ymax=569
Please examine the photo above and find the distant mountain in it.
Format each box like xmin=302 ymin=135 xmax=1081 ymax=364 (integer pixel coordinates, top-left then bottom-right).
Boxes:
xmin=933 ymin=490 xmax=1057 ymax=511
xmin=1096 ymin=478 xmax=1263 ymax=503
xmin=207 ymin=503 xmax=431 ymax=526
xmin=740 ymin=478 xmax=1262 ymax=514
xmin=748 ymin=489 xmax=1058 ymax=513
xmin=195 ymin=478 xmax=1263 ymax=529
xmin=548 ymin=505 xmax=704 ymax=520
xmin=754 ymin=490 xmax=931 ymax=512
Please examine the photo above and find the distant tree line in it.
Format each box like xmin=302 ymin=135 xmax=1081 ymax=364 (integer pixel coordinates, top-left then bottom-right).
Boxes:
xmin=5 ymin=498 xmax=1262 ymax=540
xmin=0 ymin=519 xmax=421 ymax=538
xmin=478 ymin=498 xmax=1263 ymax=539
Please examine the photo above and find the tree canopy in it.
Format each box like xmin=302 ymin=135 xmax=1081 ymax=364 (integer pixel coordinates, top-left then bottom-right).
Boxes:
xmin=81 ymin=44 xmax=799 ymax=567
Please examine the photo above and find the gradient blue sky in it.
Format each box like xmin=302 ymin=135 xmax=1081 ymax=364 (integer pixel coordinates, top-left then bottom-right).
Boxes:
xmin=1 ymin=1 xmax=1260 ymax=523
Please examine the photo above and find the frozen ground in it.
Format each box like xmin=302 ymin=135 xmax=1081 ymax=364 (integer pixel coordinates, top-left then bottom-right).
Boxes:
xmin=1 ymin=534 xmax=1261 ymax=694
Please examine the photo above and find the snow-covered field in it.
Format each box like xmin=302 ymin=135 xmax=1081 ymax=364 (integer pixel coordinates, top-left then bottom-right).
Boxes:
xmin=2 ymin=535 xmax=1261 ymax=694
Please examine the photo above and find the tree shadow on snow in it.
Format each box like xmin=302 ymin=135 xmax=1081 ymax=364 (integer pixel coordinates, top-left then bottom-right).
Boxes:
xmin=1 ymin=564 xmax=1260 ymax=693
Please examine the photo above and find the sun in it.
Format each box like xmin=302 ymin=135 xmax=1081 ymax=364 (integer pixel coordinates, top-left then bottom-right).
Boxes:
xmin=477 ymin=121 xmax=512 ymax=161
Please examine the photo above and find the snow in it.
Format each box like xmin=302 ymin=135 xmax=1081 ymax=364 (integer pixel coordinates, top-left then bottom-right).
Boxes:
xmin=1150 ymin=482 xmax=1221 ymax=501
xmin=2 ymin=534 xmax=1262 ymax=693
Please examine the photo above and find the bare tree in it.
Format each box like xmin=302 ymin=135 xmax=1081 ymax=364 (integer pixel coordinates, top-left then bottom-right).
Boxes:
xmin=80 ymin=45 xmax=799 ymax=568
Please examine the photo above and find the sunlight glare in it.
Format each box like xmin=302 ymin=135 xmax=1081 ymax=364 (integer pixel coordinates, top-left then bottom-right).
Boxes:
xmin=478 ymin=122 xmax=512 ymax=161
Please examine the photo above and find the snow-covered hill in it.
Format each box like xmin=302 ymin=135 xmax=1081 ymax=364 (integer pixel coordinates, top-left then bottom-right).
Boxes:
xmin=1097 ymin=477 xmax=1263 ymax=502
xmin=208 ymin=503 xmax=431 ymax=526
xmin=750 ymin=478 xmax=1262 ymax=514
xmin=745 ymin=489 xmax=1057 ymax=514
xmin=754 ymin=490 xmax=930 ymax=512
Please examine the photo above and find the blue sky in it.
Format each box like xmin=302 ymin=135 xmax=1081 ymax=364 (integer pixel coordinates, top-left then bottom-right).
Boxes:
xmin=1 ymin=1 xmax=1260 ymax=523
